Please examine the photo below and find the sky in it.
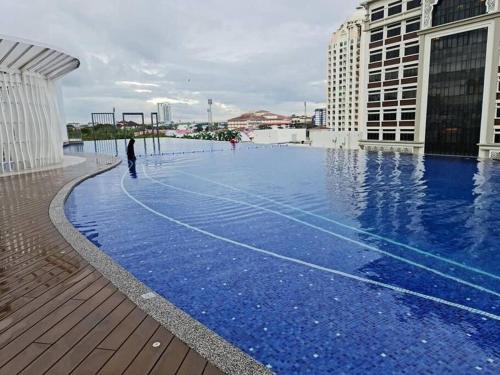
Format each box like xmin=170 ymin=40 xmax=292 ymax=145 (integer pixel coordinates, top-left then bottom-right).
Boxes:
xmin=1 ymin=0 xmax=360 ymax=123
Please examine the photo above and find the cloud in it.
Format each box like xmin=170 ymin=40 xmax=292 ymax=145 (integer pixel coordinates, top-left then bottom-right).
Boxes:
xmin=116 ymin=81 xmax=160 ymax=88
xmin=0 ymin=0 xmax=360 ymax=122
xmin=147 ymin=97 xmax=199 ymax=106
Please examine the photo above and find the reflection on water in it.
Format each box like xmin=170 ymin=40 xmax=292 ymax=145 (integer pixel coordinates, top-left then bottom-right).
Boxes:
xmin=128 ymin=160 xmax=137 ymax=179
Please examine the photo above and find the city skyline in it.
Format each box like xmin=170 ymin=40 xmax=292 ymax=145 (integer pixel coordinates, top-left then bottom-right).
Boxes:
xmin=0 ymin=0 xmax=359 ymax=123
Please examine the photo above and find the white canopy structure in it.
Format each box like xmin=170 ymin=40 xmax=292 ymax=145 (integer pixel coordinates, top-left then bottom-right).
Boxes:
xmin=0 ymin=34 xmax=80 ymax=174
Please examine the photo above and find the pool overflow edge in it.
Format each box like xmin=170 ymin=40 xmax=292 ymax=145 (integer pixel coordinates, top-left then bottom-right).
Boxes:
xmin=48 ymin=154 xmax=273 ymax=375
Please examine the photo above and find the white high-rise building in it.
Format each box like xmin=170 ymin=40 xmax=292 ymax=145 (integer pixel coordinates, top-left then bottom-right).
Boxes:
xmin=326 ymin=8 xmax=365 ymax=132
xmin=158 ymin=103 xmax=172 ymax=124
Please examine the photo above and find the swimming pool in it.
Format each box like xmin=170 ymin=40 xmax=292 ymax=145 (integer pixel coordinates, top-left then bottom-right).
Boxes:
xmin=66 ymin=140 xmax=500 ymax=374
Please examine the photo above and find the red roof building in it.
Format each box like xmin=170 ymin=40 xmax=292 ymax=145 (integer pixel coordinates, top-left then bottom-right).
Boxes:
xmin=227 ymin=110 xmax=291 ymax=130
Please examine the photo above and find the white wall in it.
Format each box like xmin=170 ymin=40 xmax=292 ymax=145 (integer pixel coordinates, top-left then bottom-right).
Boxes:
xmin=0 ymin=72 xmax=64 ymax=173
xmin=252 ymin=129 xmax=307 ymax=144
xmin=309 ymin=129 xmax=361 ymax=149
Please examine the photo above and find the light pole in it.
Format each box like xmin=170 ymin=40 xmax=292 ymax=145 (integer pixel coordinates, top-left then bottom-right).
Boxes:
xmin=208 ymin=99 xmax=214 ymax=151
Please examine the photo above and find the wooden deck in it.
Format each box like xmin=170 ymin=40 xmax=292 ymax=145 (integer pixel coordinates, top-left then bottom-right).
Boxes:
xmin=0 ymin=156 xmax=225 ymax=375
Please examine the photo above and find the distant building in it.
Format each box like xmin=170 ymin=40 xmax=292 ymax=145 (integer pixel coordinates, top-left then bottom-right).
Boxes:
xmin=158 ymin=103 xmax=172 ymax=124
xmin=117 ymin=121 xmax=140 ymax=129
xmin=314 ymin=108 xmax=327 ymax=127
xmin=290 ymin=114 xmax=313 ymax=127
xmin=227 ymin=111 xmax=291 ymax=130
xmin=327 ymin=8 xmax=364 ymax=132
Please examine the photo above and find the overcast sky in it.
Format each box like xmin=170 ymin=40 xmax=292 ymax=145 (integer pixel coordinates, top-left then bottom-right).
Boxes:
xmin=2 ymin=0 xmax=359 ymax=123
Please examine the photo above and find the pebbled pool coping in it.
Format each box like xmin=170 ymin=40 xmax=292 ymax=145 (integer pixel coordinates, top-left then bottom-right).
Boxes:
xmin=49 ymin=154 xmax=273 ymax=375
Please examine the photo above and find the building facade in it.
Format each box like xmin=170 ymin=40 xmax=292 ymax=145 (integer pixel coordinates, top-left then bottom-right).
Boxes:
xmin=327 ymin=8 xmax=365 ymax=132
xmin=0 ymin=35 xmax=79 ymax=174
xmin=158 ymin=103 xmax=172 ymax=124
xmin=360 ymin=0 xmax=500 ymax=158
xmin=227 ymin=111 xmax=291 ymax=130
xmin=314 ymin=108 xmax=327 ymax=127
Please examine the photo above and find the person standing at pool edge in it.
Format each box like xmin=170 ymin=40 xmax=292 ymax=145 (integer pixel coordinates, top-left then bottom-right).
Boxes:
xmin=127 ymin=138 xmax=136 ymax=164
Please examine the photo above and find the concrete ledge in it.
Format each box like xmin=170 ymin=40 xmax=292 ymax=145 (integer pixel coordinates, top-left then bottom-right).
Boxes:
xmin=49 ymin=155 xmax=272 ymax=375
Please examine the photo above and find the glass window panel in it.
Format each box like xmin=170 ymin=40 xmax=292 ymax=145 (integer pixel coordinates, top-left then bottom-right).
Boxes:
xmin=425 ymin=28 xmax=487 ymax=156
xmin=385 ymin=69 xmax=399 ymax=80
xmin=384 ymin=111 xmax=397 ymax=120
xmin=383 ymin=132 xmax=396 ymax=140
xmin=400 ymin=133 xmax=415 ymax=141
xmin=371 ymin=29 xmax=384 ymax=42
xmin=432 ymin=0 xmax=486 ymax=26
xmin=407 ymin=0 xmax=421 ymax=10
xmin=388 ymin=1 xmax=402 ymax=16
xmin=387 ymin=25 xmax=401 ymax=38
xmin=384 ymin=91 xmax=398 ymax=100
xmin=369 ymin=71 xmax=382 ymax=82
xmin=371 ymin=7 xmax=384 ymax=21
xmin=386 ymin=48 xmax=400 ymax=60
xmin=369 ymin=92 xmax=381 ymax=102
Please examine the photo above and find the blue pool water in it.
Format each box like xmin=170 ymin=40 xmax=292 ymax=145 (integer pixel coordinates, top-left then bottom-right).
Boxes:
xmin=66 ymin=139 xmax=500 ymax=374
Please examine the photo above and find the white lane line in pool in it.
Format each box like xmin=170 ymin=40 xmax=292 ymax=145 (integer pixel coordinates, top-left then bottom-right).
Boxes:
xmin=120 ymin=172 xmax=500 ymax=321
xmin=157 ymin=167 xmax=500 ymax=282
xmin=141 ymin=166 xmax=500 ymax=298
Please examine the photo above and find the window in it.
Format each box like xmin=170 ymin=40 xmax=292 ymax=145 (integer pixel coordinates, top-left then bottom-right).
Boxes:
xmin=407 ymin=0 xmax=421 ymax=10
xmin=367 ymin=132 xmax=380 ymax=140
xmin=368 ymin=91 xmax=381 ymax=102
xmin=384 ymin=90 xmax=398 ymax=101
xmin=405 ymin=42 xmax=419 ymax=56
xmin=495 ymin=133 xmax=500 ymax=143
xmin=432 ymin=0 xmax=486 ymax=27
xmin=371 ymin=6 xmax=384 ymax=21
xmin=368 ymin=111 xmax=380 ymax=121
xmin=426 ymin=28 xmax=488 ymax=156
xmin=386 ymin=46 xmax=400 ymax=60
xmin=388 ymin=1 xmax=402 ymax=16
xmin=387 ymin=24 xmax=401 ymax=38
xmin=384 ymin=110 xmax=397 ymax=120
xmin=402 ymin=86 xmax=417 ymax=99
xmin=400 ymin=132 xmax=415 ymax=141
xmin=385 ymin=68 xmax=399 ymax=81
xmin=406 ymin=18 xmax=420 ymax=34
xmin=371 ymin=28 xmax=384 ymax=43
xmin=383 ymin=132 xmax=396 ymax=140
xmin=403 ymin=64 xmax=418 ymax=77
xmin=369 ymin=71 xmax=382 ymax=83
xmin=497 ymin=105 xmax=500 ymax=118
xmin=370 ymin=50 xmax=383 ymax=63
xmin=401 ymin=109 xmax=416 ymax=120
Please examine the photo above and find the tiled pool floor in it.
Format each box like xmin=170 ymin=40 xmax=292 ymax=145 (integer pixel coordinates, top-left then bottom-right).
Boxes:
xmin=66 ymin=142 xmax=500 ymax=374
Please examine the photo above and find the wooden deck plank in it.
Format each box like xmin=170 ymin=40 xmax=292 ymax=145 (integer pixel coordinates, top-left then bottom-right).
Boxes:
xmin=0 ymin=342 xmax=49 ymax=375
xmin=0 ymin=299 xmax=82 ymax=368
xmin=97 ymin=307 xmax=147 ymax=351
xmin=20 ymin=291 xmax=126 ymax=374
xmin=97 ymin=316 xmax=159 ymax=375
xmin=45 ymin=299 xmax=135 ymax=374
xmin=0 ymin=269 xmax=98 ymax=348
xmin=176 ymin=349 xmax=208 ymax=375
xmin=148 ymin=337 xmax=190 ymax=375
xmin=123 ymin=326 xmax=174 ymax=375
xmin=70 ymin=348 xmax=115 ymax=375
xmin=0 ymin=156 xmax=225 ymax=375
xmin=35 ymin=284 xmax=115 ymax=344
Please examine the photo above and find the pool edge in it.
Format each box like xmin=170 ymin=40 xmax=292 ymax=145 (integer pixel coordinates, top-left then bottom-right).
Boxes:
xmin=49 ymin=155 xmax=273 ymax=375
